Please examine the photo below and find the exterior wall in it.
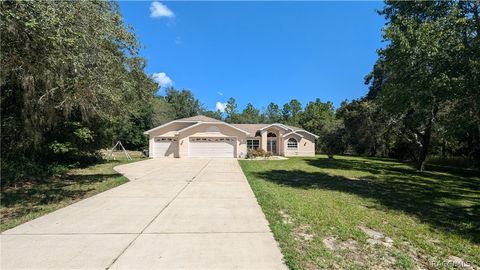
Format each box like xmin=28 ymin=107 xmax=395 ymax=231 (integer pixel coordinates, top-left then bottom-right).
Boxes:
xmin=148 ymin=122 xmax=194 ymax=158
xmin=177 ymin=123 xmax=248 ymax=158
xmin=260 ymin=131 xmax=268 ymax=152
xmin=278 ymin=137 xmax=285 ymax=155
xmin=283 ymin=133 xmax=316 ymax=157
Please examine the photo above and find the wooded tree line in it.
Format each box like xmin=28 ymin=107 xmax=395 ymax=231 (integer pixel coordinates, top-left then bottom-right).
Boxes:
xmin=320 ymin=1 xmax=479 ymax=171
xmin=1 ymin=1 xmax=478 ymax=185
xmin=359 ymin=0 xmax=480 ymax=171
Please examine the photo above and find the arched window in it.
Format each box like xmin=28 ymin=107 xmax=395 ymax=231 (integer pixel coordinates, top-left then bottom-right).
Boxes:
xmin=267 ymin=132 xmax=277 ymax=137
xmin=287 ymin=138 xmax=298 ymax=149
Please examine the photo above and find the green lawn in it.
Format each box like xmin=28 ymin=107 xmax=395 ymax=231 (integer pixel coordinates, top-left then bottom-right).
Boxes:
xmin=0 ymin=152 xmax=145 ymax=232
xmin=240 ymin=155 xmax=480 ymax=270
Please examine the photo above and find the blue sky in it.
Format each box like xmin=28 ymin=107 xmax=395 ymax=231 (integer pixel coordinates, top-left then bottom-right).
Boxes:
xmin=119 ymin=1 xmax=386 ymax=112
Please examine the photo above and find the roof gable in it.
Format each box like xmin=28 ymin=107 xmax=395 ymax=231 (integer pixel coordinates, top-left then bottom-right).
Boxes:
xmin=176 ymin=122 xmax=250 ymax=135
xmin=231 ymin=124 xmax=269 ymax=137
xmin=259 ymin=123 xmax=292 ymax=132
xmin=283 ymin=131 xmax=304 ymax=139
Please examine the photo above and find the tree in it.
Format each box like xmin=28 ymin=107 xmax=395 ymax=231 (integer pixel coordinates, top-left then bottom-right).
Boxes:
xmin=323 ymin=126 xmax=346 ymax=159
xmin=377 ymin=1 xmax=463 ymax=171
xmin=337 ymin=100 xmax=387 ymax=156
xmin=0 ymin=1 xmax=156 ymax=183
xmin=224 ymin=97 xmax=239 ymax=123
xmin=239 ymin=103 xmax=261 ymax=124
xmin=150 ymin=96 xmax=176 ymax=127
xmin=364 ymin=58 xmax=387 ymax=100
xmin=282 ymin=99 xmax=303 ymax=126
xmin=202 ymin=110 xmax=223 ymax=120
xmin=263 ymin=102 xmax=282 ymax=123
xmin=164 ymin=88 xmax=201 ymax=119
xmin=456 ymin=1 xmax=480 ymax=162
xmin=300 ymin=98 xmax=337 ymax=152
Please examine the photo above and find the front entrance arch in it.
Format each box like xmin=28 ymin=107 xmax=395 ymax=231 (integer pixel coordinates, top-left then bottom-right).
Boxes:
xmin=267 ymin=132 xmax=277 ymax=155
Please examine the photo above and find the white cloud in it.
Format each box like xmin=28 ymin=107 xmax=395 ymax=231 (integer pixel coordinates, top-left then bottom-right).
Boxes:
xmin=152 ymin=72 xmax=173 ymax=87
xmin=150 ymin=2 xmax=175 ymax=18
xmin=216 ymin=101 xmax=227 ymax=112
xmin=217 ymin=91 xmax=223 ymax=96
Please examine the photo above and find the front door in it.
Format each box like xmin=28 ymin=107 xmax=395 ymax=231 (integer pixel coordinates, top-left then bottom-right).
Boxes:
xmin=267 ymin=139 xmax=277 ymax=155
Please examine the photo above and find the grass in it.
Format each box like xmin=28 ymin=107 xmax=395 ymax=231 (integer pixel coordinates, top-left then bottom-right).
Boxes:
xmin=0 ymin=151 xmax=145 ymax=232
xmin=240 ymin=155 xmax=480 ymax=270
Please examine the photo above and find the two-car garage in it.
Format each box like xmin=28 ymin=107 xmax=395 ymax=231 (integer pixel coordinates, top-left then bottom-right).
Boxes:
xmin=152 ymin=136 xmax=237 ymax=158
xmin=145 ymin=116 xmax=250 ymax=158
xmin=188 ymin=137 xmax=236 ymax=158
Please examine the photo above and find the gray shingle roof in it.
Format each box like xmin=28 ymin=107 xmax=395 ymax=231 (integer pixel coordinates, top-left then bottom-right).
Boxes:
xmin=176 ymin=115 xmax=223 ymax=122
xmin=231 ymin=124 xmax=269 ymax=137
xmin=284 ymin=124 xmax=302 ymax=131
xmin=231 ymin=123 xmax=303 ymax=137
xmin=172 ymin=115 xmax=307 ymax=136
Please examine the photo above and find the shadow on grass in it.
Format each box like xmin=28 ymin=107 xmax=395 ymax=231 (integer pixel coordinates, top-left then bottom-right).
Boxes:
xmin=1 ymin=173 xmax=121 ymax=208
xmin=254 ymin=157 xmax=480 ymax=243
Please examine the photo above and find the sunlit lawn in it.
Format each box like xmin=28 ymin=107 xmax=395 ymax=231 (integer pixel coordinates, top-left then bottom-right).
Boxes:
xmin=240 ymin=155 xmax=480 ymax=270
xmin=0 ymin=152 xmax=145 ymax=232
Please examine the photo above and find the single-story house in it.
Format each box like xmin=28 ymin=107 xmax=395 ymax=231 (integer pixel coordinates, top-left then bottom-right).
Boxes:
xmin=144 ymin=115 xmax=319 ymax=158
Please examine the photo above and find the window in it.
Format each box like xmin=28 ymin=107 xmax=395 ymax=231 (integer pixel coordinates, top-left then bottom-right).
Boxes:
xmin=267 ymin=132 xmax=277 ymax=137
xmin=287 ymin=138 xmax=298 ymax=149
xmin=247 ymin=139 xmax=260 ymax=150
xmin=190 ymin=137 xmax=235 ymax=142
xmin=155 ymin=137 xmax=176 ymax=142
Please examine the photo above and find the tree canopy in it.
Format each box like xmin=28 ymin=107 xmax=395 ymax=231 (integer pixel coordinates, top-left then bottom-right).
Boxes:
xmin=1 ymin=1 xmax=157 ymax=182
xmin=367 ymin=0 xmax=480 ymax=170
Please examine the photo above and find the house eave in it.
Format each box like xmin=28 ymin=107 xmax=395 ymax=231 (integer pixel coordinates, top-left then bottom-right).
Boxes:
xmin=282 ymin=131 xmax=304 ymax=138
xmin=143 ymin=120 xmax=199 ymax=135
xmin=259 ymin=123 xmax=292 ymax=132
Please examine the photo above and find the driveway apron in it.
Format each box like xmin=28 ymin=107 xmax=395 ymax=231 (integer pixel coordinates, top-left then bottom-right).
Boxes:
xmin=1 ymin=158 xmax=287 ymax=269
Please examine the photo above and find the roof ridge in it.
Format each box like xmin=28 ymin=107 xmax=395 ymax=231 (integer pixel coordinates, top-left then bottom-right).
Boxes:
xmin=176 ymin=114 xmax=223 ymax=122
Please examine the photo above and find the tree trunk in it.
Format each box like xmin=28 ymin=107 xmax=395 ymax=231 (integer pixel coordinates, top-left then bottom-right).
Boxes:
xmin=416 ymin=123 xmax=433 ymax=172
xmin=369 ymin=139 xmax=377 ymax=157
xmin=441 ymin=138 xmax=447 ymax=159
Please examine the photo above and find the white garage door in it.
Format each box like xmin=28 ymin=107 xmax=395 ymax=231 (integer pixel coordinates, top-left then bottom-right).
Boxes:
xmin=189 ymin=137 xmax=236 ymax=158
xmin=153 ymin=137 xmax=177 ymax=157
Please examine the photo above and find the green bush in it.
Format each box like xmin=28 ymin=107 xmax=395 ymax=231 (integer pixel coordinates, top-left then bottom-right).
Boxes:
xmin=246 ymin=149 xmax=272 ymax=159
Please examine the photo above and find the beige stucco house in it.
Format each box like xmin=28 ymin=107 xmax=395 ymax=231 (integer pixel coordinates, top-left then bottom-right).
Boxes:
xmin=144 ymin=115 xmax=318 ymax=158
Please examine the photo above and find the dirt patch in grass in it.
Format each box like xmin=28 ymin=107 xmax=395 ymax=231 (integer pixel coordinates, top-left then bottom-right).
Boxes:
xmin=446 ymin=256 xmax=477 ymax=270
xmin=294 ymin=224 xmax=315 ymax=242
xmin=323 ymin=235 xmax=399 ymax=269
xmin=359 ymin=226 xmax=394 ymax=248
xmin=279 ymin=209 xmax=294 ymax=224
xmin=323 ymin=236 xmax=358 ymax=251
xmin=323 ymin=236 xmax=337 ymax=250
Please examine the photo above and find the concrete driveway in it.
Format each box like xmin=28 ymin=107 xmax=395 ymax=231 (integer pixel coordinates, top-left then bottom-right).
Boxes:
xmin=1 ymin=158 xmax=287 ymax=269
